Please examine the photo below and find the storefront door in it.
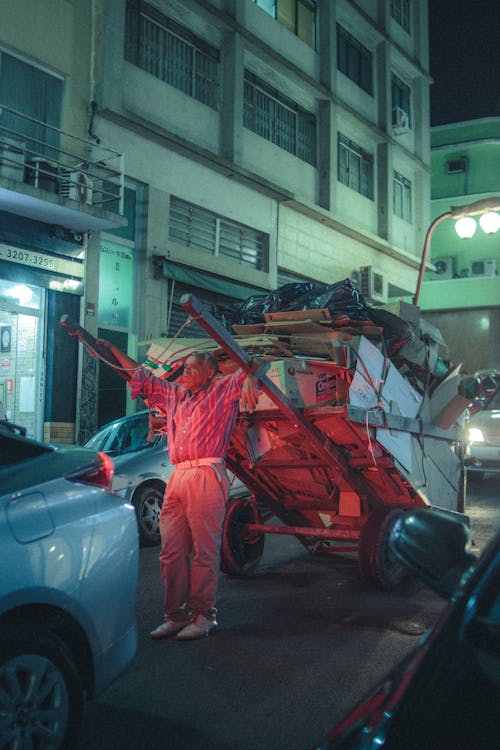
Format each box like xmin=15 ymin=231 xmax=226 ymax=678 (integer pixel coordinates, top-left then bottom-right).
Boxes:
xmin=0 ymin=281 xmax=44 ymax=438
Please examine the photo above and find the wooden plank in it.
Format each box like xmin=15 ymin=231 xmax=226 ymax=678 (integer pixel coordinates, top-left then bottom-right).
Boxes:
xmin=263 ymin=320 xmax=330 ymax=334
xmin=232 ymin=323 xmax=266 ymax=335
xmin=264 ymin=308 xmax=332 ymax=322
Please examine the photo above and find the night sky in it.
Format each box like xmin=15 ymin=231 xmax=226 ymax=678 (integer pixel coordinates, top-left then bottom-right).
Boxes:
xmin=428 ymin=0 xmax=500 ymax=125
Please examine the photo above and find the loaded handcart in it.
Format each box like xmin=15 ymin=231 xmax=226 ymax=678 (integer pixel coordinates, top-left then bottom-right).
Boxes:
xmin=62 ymin=281 xmax=470 ymax=590
xmin=176 ymin=293 xmax=468 ymax=589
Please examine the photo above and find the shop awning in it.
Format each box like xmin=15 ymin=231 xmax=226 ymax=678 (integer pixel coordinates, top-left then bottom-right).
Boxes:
xmin=157 ymin=258 xmax=260 ymax=301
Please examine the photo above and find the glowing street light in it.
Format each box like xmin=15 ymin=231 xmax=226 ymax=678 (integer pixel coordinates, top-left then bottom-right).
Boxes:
xmin=479 ymin=211 xmax=500 ymax=234
xmin=413 ymin=197 xmax=500 ymax=305
xmin=454 ymin=216 xmax=477 ymax=239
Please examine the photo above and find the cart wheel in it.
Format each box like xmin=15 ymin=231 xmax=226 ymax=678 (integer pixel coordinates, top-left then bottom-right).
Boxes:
xmin=220 ymin=497 xmax=265 ymax=577
xmin=358 ymin=509 xmax=407 ymax=590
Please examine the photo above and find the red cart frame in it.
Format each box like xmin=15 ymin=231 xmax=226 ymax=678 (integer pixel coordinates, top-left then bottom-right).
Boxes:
xmin=180 ymin=294 xmax=466 ymax=589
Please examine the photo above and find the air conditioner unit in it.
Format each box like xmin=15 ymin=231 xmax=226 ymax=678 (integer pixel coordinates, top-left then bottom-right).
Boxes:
xmin=59 ymin=169 xmax=93 ymax=205
xmin=356 ymin=265 xmax=388 ymax=303
xmin=391 ymin=106 xmax=409 ymax=134
xmin=470 ymin=259 xmax=496 ymax=277
xmin=430 ymin=256 xmax=454 ymax=280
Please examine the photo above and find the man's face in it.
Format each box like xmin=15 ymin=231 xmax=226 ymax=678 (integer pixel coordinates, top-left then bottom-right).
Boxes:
xmin=182 ymin=355 xmax=214 ymax=392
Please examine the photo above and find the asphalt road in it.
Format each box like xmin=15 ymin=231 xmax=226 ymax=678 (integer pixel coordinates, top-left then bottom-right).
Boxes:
xmin=78 ymin=477 xmax=499 ymax=750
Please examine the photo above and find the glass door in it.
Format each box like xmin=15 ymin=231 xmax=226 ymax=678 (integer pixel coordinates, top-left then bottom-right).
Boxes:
xmin=0 ymin=281 xmax=44 ymax=438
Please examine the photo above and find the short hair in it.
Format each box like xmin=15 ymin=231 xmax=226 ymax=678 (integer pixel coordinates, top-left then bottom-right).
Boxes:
xmin=190 ymin=351 xmax=219 ymax=373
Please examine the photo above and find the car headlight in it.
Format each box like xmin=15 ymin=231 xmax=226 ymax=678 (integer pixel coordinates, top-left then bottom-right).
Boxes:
xmin=468 ymin=427 xmax=485 ymax=443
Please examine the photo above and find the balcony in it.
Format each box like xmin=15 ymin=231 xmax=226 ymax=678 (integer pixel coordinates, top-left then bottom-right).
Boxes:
xmin=0 ymin=104 xmax=127 ymax=233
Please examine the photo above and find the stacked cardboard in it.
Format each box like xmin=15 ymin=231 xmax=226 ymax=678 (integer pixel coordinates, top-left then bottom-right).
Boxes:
xmin=142 ymin=294 xmax=469 ymax=512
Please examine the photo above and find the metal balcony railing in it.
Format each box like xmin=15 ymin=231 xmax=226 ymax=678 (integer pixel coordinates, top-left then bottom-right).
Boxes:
xmin=0 ymin=103 xmax=124 ymax=215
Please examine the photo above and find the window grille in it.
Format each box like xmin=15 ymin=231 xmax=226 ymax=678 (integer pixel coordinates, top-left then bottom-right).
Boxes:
xmin=393 ymin=170 xmax=412 ymax=222
xmin=391 ymin=74 xmax=411 ymax=126
xmin=244 ymin=72 xmax=316 ymax=166
xmin=169 ymin=197 xmax=268 ymax=271
xmin=125 ymin=1 xmax=219 ymax=109
xmin=391 ymin=0 xmax=410 ymax=33
xmin=0 ymin=51 xmax=63 ymax=158
xmin=337 ymin=25 xmax=373 ymax=95
xmin=252 ymin=0 xmax=316 ymax=48
xmin=337 ymin=135 xmax=373 ymax=200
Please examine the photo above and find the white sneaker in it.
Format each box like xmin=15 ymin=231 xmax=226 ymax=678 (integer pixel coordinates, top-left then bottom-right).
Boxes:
xmin=176 ymin=615 xmax=218 ymax=641
xmin=150 ymin=619 xmax=188 ymax=639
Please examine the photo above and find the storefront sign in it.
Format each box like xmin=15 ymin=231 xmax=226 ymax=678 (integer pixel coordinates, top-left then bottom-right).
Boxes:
xmin=99 ymin=240 xmax=134 ymax=328
xmin=0 ymin=244 xmax=84 ymax=278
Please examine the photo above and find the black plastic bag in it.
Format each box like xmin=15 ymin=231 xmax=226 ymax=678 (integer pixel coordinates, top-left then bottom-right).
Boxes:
xmin=282 ymin=277 xmax=369 ymax=320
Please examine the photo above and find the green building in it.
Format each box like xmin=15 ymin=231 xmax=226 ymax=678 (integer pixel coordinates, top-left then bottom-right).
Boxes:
xmin=419 ymin=117 xmax=500 ymax=373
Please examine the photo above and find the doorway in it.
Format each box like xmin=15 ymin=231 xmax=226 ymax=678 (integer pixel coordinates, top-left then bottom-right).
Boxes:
xmin=0 ymin=281 xmax=44 ymax=438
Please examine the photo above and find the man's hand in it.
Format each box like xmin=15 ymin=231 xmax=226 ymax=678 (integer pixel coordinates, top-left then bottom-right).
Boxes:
xmin=240 ymin=373 xmax=259 ymax=413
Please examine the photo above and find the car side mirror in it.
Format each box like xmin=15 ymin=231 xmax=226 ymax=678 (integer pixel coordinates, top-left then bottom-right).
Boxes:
xmin=389 ymin=509 xmax=476 ymax=599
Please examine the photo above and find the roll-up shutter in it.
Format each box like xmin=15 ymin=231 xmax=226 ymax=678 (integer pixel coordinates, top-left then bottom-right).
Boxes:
xmin=277 ymin=269 xmax=314 ymax=287
xmin=160 ymin=259 xmax=264 ymax=339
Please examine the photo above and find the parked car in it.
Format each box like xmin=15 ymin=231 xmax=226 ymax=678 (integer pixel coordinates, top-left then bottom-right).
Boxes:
xmin=0 ymin=423 xmax=138 ymax=750
xmin=310 ymin=508 xmax=500 ymax=750
xmin=464 ymin=370 xmax=500 ymax=479
xmin=84 ymin=409 xmax=249 ymax=546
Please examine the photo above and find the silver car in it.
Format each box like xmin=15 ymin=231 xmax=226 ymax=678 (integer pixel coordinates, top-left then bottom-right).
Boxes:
xmin=84 ymin=410 xmax=248 ymax=546
xmin=0 ymin=423 xmax=138 ymax=749
xmin=464 ymin=370 xmax=500 ymax=479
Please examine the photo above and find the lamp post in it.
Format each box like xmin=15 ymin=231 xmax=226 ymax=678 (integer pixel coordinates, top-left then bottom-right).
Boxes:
xmin=413 ymin=197 xmax=500 ymax=305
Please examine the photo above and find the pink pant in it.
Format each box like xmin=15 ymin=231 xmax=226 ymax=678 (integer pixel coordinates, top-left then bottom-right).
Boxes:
xmin=159 ymin=464 xmax=229 ymax=620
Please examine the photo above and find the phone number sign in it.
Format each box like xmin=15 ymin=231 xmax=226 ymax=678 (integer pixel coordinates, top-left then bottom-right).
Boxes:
xmin=0 ymin=244 xmax=84 ymax=278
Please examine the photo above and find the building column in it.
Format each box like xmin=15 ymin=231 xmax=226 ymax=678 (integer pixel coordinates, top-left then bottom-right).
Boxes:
xmin=77 ymin=231 xmax=100 ymax=443
xmin=377 ymin=142 xmax=391 ymax=241
xmin=220 ymin=31 xmax=245 ymax=164
xmin=318 ymin=0 xmax=336 ymax=91
xmin=318 ymin=100 xmax=336 ymax=211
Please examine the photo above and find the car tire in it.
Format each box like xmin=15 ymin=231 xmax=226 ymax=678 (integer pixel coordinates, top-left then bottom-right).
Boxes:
xmin=133 ymin=483 xmax=165 ymax=546
xmin=358 ymin=508 xmax=408 ymax=590
xmin=0 ymin=624 xmax=83 ymax=750
xmin=220 ymin=497 xmax=265 ymax=576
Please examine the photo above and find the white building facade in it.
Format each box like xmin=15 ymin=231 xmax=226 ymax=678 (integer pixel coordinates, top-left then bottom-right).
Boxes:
xmin=0 ymin=0 xmax=431 ymax=440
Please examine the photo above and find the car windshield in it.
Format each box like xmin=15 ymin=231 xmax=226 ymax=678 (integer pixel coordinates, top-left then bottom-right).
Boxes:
xmin=85 ymin=415 xmax=154 ymax=455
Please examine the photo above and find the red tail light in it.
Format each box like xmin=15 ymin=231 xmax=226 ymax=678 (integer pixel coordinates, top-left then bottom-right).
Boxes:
xmin=66 ymin=452 xmax=115 ymax=490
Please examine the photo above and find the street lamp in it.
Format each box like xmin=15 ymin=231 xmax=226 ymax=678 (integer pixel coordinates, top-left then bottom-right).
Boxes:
xmin=413 ymin=197 xmax=500 ymax=305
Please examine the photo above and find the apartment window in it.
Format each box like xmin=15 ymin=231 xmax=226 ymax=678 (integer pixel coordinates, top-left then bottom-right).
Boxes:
xmin=125 ymin=0 xmax=220 ymax=109
xmin=392 ymin=74 xmax=411 ymax=126
xmin=338 ymin=134 xmax=373 ymax=199
xmin=393 ymin=171 xmax=412 ymax=222
xmin=0 ymin=51 xmax=63 ymax=157
xmin=169 ymin=197 xmax=269 ymax=271
xmin=252 ymin=0 xmax=316 ymax=48
xmin=391 ymin=0 xmax=410 ymax=33
xmin=244 ymin=71 xmax=316 ymax=166
xmin=337 ymin=25 xmax=373 ymax=95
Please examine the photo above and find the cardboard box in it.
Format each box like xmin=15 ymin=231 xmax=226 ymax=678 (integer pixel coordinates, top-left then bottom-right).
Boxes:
xmin=255 ymin=358 xmax=341 ymax=411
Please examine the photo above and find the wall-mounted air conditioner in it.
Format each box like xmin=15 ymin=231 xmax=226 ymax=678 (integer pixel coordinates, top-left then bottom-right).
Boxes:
xmin=470 ymin=259 xmax=496 ymax=277
xmin=59 ymin=169 xmax=93 ymax=205
xmin=391 ymin=106 xmax=410 ymax=134
xmin=430 ymin=256 xmax=454 ymax=280
xmin=354 ymin=265 xmax=388 ymax=303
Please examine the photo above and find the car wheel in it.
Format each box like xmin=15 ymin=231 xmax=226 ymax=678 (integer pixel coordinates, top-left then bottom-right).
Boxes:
xmin=220 ymin=497 xmax=265 ymax=576
xmin=358 ymin=509 xmax=408 ymax=590
xmin=133 ymin=483 xmax=165 ymax=546
xmin=0 ymin=625 xmax=83 ymax=750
